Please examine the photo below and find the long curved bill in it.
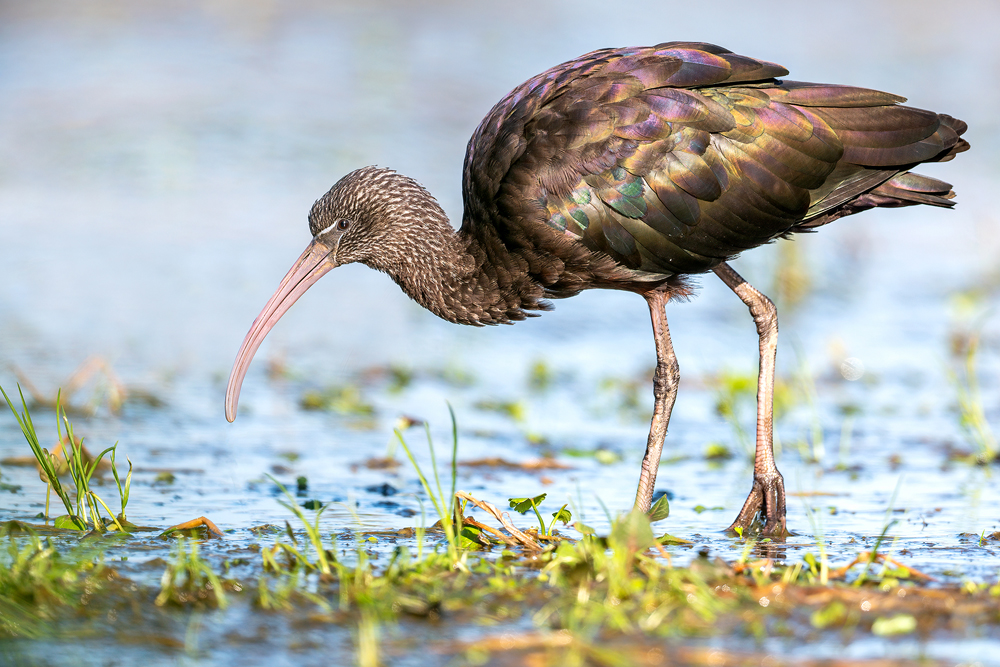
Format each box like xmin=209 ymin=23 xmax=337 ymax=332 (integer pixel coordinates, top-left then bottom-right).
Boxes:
xmin=225 ymin=239 xmax=337 ymax=422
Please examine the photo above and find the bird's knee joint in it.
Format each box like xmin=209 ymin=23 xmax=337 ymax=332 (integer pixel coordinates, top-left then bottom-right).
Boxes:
xmin=750 ymin=296 xmax=778 ymax=336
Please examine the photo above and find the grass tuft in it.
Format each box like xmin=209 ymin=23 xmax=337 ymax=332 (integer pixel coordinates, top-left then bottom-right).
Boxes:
xmin=156 ymin=538 xmax=230 ymax=609
xmin=1 ymin=384 xmax=130 ymax=532
xmin=394 ymin=406 xmax=461 ymax=562
xmin=952 ymin=331 xmax=997 ymax=463
xmin=0 ymin=529 xmax=109 ymax=637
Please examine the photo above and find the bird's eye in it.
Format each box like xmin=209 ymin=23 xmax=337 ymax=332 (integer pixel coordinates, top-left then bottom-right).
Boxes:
xmin=337 ymin=219 xmax=351 ymax=231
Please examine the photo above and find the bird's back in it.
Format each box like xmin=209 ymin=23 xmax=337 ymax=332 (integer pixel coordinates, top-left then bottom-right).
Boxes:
xmin=461 ymin=42 xmax=968 ymax=282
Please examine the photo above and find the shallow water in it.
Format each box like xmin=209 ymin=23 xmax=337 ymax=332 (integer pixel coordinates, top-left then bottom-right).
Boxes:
xmin=2 ymin=1 xmax=1000 ymax=664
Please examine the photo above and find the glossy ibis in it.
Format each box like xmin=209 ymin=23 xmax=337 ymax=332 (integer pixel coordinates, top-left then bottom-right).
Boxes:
xmin=225 ymin=42 xmax=968 ymax=536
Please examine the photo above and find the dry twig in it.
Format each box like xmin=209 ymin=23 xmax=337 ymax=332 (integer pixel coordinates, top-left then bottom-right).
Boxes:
xmin=456 ymin=491 xmax=542 ymax=549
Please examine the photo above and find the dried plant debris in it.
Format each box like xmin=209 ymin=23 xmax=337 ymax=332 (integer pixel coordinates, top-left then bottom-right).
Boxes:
xmin=451 ymin=633 xmax=941 ymax=667
xmin=460 ymin=457 xmax=571 ymax=471
xmin=160 ymin=516 xmax=224 ymax=539
xmin=456 ymin=491 xmax=544 ymax=549
xmin=353 ymin=456 xmax=402 ymax=471
xmin=1 ymin=435 xmax=111 ymax=475
xmin=8 ymin=357 xmax=163 ymax=415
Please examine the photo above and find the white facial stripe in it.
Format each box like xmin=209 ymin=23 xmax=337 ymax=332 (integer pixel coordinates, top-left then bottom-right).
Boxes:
xmin=315 ymin=221 xmax=339 ymax=237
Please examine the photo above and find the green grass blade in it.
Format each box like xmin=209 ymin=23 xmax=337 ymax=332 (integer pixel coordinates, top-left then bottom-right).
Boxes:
xmin=268 ymin=475 xmax=332 ymax=575
xmin=89 ymin=491 xmax=125 ymax=532
xmin=1 ymin=384 xmax=79 ymax=524
xmin=396 ymin=430 xmax=444 ymax=520
xmin=529 ymin=498 xmax=547 ymax=535
xmin=425 ymin=423 xmax=448 ymax=528
xmin=85 ymin=445 xmax=117 ymax=483
xmin=396 ymin=427 xmax=458 ymax=558
xmin=109 ymin=445 xmax=132 ymax=518
xmin=448 ymin=403 xmax=458 ymax=518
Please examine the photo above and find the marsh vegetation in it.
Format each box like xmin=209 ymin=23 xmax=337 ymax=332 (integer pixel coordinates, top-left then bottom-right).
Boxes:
xmin=2 ymin=342 xmax=999 ymax=667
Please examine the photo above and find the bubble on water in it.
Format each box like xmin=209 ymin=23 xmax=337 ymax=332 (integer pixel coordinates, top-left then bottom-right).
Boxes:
xmin=840 ymin=357 xmax=865 ymax=381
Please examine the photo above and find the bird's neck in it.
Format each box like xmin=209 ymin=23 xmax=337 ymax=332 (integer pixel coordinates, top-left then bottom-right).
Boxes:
xmin=371 ymin=206 xmax=542 ymax=326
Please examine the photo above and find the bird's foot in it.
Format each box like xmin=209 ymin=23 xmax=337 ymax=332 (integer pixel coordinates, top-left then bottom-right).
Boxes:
xmin=727 ymin=471 xmax=788 ymax=538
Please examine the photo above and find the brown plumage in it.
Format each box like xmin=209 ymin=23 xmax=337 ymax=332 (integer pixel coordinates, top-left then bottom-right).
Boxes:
xmin=226 ymin=42 xmax=968 ymax=536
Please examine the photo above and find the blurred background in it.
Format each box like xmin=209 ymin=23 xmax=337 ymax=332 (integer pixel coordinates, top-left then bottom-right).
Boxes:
xmin=0 ymin=0 xmax=998 ymax=564
xmin=1 ymin=0 xmax=997 ymax=377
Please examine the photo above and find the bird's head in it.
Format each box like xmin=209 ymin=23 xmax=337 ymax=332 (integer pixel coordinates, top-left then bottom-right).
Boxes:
xmin=224 ymin=166 xmax=448 ymax=422
xmin=307 ymin=166 xmax=402 ymax=267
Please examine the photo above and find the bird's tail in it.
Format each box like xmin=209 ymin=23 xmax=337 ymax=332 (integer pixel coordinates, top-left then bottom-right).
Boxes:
xmin=865 ymin=171 xmax=957 ymax=209
xmin=864 ymin=113 xmax=970 ymax=209
xmin=930 ymin=114 xmax=971 ymax=163
xmin=789 ymin=113 xmax=969 ymax=232
xmin=789 ymin=170 xmax=957 ymax=232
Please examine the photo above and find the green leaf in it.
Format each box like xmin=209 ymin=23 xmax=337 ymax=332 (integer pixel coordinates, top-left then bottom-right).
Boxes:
xmin=657 ymin=533 xmax=692 ymax=545
xmin=572 ymin=521 xmax=595 ymax=535
xmin=53 ymin=515 xmax=85 ymax=530
xmin=704 ymin=442 xmax=733 ymax=460
xmin=508 ymin=494 xmax=546 ymax=514
xmin=113 ymin=516 xmax=141 ymax=533
xmin=609 ymin=510 xmax=655 ymax=556
xmin=459 ymin=524 xmax=490 ymax=550
xmin=693 ymin=505 xmax=724 ymax=514
xmin=475 ymin=399 xmax=527 ymax=422
xmin=593 ymin=449 xmax=621 ymax=465
xmin=810 ymin=601 xmax=847 ymax=629
xmin=803 ymin=551 xmax=818 ymax=574
xmin=0 ymin=520 xmax=35 ymax=536
xmin=528 ymin=360 xmax=553 ymax=391
xmin=300 ymin=385 xmax=374 ymax=415
xmin=647 ymin=494 xmax=670 ymax=522
xmin=551 ymin=507 xmax=572 ymax=524
xmin=872 ymin=614 xmax=917 ymax=636
xmin=154 ymin=471 xmax=176 ymax=485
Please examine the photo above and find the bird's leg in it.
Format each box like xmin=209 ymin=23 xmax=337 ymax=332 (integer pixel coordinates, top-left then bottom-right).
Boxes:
xmin=713 ymin=262 xmax=787 ymax=537
xmin=633 ymin=290 xmax=680 ymax=514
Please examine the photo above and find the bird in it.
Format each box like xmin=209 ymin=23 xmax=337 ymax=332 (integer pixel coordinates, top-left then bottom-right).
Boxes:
xmin=224 ymin=42 xmax=968 ymax=536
